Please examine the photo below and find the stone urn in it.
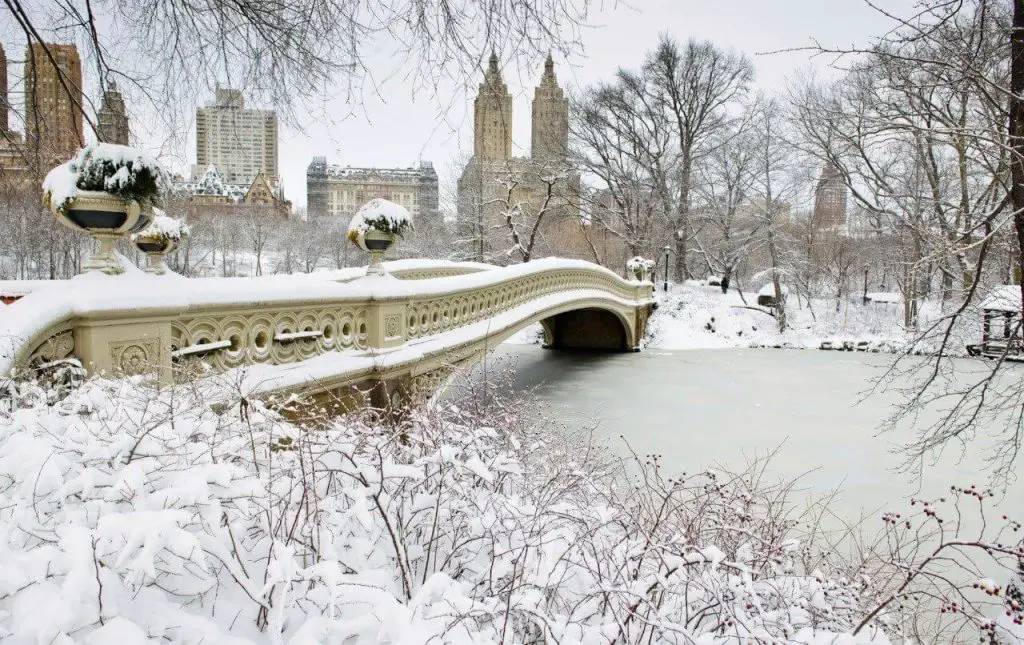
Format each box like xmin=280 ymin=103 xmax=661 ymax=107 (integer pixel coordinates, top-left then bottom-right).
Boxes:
xmin=356 ymin=229 xmax=397 ymax=276
xmin=347 ymin=198 xmax=411 ymax=277
xmin=626 ymin=257 xmax=655 ymax=283
xmin=52 ymin=191 xmax=149 ymax=275
xmin=134 ymin=234 xmax=179 ymax=275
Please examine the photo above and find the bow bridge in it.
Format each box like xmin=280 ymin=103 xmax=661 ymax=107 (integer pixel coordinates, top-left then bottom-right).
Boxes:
xmin=1 ymin=259 xmax=654 ymax=406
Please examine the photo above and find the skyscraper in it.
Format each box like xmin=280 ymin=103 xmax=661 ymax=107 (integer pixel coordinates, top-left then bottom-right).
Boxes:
xmin=0 ymin=42 xmax=8 ymax=134
xmin=531 ymin=54 xmax=569 ymax=161
xmin=472 ymin=52 xmax=512 ymax=162
xmin=813 ymin=163 xmax=848 ymax=229
xmin=97 ymin=81 xmax=130 ymax=145
xmin=25 ymin=43 xmax=84 ymax=163
xmin=0 ymin=41 xmax=27 ymax=178
xmin=194 ymin=87 xmax=278 ymax=186
xmin=457 ymin=54 xmax=579 ymax=261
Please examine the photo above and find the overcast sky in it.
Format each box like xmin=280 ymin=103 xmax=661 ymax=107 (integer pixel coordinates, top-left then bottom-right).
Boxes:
xmin=6 ymin=0 xmax=919 ymax=209
xmin=261 ymin=0 xmax=918 ymax=209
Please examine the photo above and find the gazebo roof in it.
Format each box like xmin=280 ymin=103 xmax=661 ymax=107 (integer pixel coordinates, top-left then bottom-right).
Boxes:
xmin=982 ymin=285 xmax=1022 ymax=313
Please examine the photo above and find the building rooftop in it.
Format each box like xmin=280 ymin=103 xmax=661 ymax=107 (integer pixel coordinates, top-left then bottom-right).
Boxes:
xmin=982 ymin=285 xmax=1023 ymax=313
xmin=174 ymin=165 xmax=285 ymax=201
xmin=308 ymin=157 xmax=436 ymax=181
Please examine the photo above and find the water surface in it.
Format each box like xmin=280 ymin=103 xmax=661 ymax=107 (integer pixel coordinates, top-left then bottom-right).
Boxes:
xmin=488 ymin=346 xmax=1021 ymax=519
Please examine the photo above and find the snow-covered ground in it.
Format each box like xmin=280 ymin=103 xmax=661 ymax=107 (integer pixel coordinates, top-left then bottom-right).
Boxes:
xmin=10 ymin=372 xmax=991 ymax=644
xmin=641 ymin=281 xmax=974 ymax=354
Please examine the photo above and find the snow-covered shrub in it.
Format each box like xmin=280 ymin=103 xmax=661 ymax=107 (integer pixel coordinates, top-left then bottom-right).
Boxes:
xmin=42 ymin=143 xmax=168 ymax=214
xmin=132 ymin=210 xmax=190 ymax=244
xmin=0 ymin=358 xmax=84 ymax=415
xmin=0 ymin=369 xmax=1019 ymax=643
xmin=346 ymin=197 xmax=413 ymax=243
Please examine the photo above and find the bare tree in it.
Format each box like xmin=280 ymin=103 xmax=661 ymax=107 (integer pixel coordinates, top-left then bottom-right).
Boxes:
xmin=692 ymin=119 xmax=762 ymax=293
xmin=645 ymin=36 xmax=754 ymax=281
xmin=747 ymin=98 xmax=803 ymax=332
xmin=572 ymin=72 xmax=673 ymax=265
xmin=10 ymin=0 xmax=597 ymax=144
xmin=792 ymin=1 xmax=1024 ymax=477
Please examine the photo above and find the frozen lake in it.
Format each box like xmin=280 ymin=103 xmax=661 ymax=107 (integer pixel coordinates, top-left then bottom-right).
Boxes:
xmin=488 ymin=345 xmax=1022 ymax=521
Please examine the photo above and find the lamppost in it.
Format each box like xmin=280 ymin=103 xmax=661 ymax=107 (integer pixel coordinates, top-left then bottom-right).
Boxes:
xmin=663 ymin=245 xmax=672 ymax=292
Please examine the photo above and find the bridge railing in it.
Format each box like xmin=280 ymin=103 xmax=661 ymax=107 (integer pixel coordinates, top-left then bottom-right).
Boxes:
xmin=1 ymin=258 xmax=653 ymax=381
xmin=0 ymin=259 xmax=492 ymax=303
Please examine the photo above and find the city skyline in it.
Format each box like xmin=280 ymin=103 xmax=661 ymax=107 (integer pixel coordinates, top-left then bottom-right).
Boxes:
xmin=0 ymin=0 xmax=918 ymax=210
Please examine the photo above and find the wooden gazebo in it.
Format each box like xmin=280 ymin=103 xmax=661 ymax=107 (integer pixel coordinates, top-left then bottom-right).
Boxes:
xmin=971 ymin=285 xmax=1024 ymax=358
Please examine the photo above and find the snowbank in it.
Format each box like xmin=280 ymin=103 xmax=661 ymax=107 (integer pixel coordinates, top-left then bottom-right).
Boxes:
xmin=644 ymin=282 xmax=969 ymax=353
xmin=0 ymin=374 xmax=907 ymax=643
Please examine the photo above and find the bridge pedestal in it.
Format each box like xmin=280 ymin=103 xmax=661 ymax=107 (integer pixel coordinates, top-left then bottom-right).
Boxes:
xmin=365 ymin=301 xmax=408 ymax=349
xmin=75 ymin=320 xmax=172 ymax=379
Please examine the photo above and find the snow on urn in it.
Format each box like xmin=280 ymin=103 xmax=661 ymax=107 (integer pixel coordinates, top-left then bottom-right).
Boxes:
xmin=132 ymin=211 xmax=189 ymax=275
xmin=347 ymin=198 xmax=413 ymax=276
xmin=626 ymin=256 xmax=656 ymax=282
xmin=42 ymin=143 xmax=167 ymax=275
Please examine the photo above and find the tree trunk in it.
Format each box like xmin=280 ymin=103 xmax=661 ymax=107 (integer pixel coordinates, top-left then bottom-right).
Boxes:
xmin=675 ymin=158 xmax=692 ymax=281
xmin=1012 ymin=0 xmax=1024 ymax=320
xmin=766 ymin=223 xmax=787 ymax=332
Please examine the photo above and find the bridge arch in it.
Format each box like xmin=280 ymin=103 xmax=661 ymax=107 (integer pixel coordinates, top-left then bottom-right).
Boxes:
xmin=483 ymin=297 xmax=639 ymax=352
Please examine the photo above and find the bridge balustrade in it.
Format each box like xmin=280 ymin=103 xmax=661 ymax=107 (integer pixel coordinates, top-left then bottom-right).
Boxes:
xmin=1 ymin=259 xmax=654 ymax=393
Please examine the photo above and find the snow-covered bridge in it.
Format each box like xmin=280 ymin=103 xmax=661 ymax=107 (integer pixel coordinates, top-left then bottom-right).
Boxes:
xmin=1 ymin=258 xmax=654 ymax=403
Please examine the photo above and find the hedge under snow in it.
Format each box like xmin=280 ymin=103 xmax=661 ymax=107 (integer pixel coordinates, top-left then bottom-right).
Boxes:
xmin=347 ymin=198 xmax=413 ymax=241
xmin=0 ymin=369 xmax=922 ymax=644
xmin=42 ymin=143 xmax=167 ymax=214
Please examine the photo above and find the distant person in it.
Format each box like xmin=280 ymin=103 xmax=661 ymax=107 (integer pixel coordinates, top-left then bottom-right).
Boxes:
xmin=720 ymin=274 xmax=730 ymax=294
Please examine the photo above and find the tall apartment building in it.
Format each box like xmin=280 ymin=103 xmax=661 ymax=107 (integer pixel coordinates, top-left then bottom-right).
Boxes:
xmin=456 ymin=53 xmax=579 ymax=262
xmin=0 ymin=42 xmax=8 ymax=134
xmin=473 ymin=52 xmax=513 ymax=162
xmin=306 ymin=157 xmax=438 ymax=221
xmin=531 ymin=56 xmax=569 ymax=161
xmin=193 ymin=88 xmax=278 ymax=186
xmin=812 ymin=163 xmax=848 ymax=229
xmin=25 ymin=42 xmax=83 ymax=163
xmin=97 ymin=81 xmax=130 ymax=145
xmin=0 ymin=42 xmax=29 ymax=180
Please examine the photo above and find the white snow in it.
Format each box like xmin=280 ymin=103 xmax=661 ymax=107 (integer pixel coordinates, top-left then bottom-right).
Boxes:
xmin=758 ymin=282 xmax=790 ymax=297
xmin=644 ymin=282 xmax=959 ymax=353
xmin=133 ymin=210 xmax=190 ymax=242
xmin=0 ymin=259 xmax=492 ymax=299
xmin=626 ymin=256 xmax=656 ymax=276
xmin=42 ymin=143 xmax=166 ymax=213
xmin=982 ymin=285 xmax=1022 ymax=312
xmin=347 ymin=198 xmax=413 ymax=238
xmin=864 ymin=292 xmax=901 ymax=304
xmin=40 ymin=161 xmax=79 ymax=211
xmin=0 ymin=374 xmax=901 ymax=643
